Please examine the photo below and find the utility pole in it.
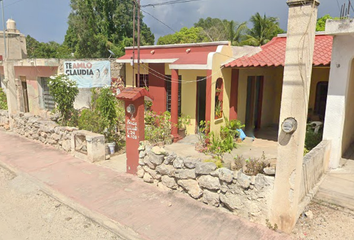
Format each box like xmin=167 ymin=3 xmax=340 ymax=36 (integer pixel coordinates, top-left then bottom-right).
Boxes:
xmin=137 ymin=0 xmax=141 ymax=88
xmin=132 ymin=0 xmax=136 ymax=88
xmin=1 ymin=0 xmax=6 ymax=59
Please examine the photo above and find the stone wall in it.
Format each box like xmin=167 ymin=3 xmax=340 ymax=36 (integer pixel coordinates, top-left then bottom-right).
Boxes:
xmin=298 ymin=140 xmax=331 ymax=215
xmin=137 ymin=143 xmax=275 ymax=224
xmin=9 ymin=112 xmax=76 ymax=152
xmin=0 ymin=111 xmax=106 ymax=162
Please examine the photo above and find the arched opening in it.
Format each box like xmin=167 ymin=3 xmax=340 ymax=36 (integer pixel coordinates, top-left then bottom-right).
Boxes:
xmin=215 ymin=78 xmax=223 ymax=119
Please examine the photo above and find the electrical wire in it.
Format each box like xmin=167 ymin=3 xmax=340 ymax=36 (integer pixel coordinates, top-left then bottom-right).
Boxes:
xmin=141 ymin=0 xmax=203 ymax=8
xmin=138 ymin=63 xmax=223 ymax=84
xmin=141 ymin=9 xmax=177 ymax=33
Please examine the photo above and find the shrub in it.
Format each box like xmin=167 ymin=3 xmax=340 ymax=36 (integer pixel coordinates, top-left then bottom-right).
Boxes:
xmin=305 ymin=124 xmax=323 ymax=151
xmin=233 ymin=153 xmax=269 ymax=176
xmin=0 ymin=88 xmax=7 ymax=110
xmin=145 ymin=111 xmax=172 ymax=144
xmin=48 ymin=74 xmax=78 ymax=125
xmin=204 ymin=158 xmax=223 ymax=168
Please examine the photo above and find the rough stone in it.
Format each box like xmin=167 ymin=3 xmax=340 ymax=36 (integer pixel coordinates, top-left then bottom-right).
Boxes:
xmin=220 ymin=183 xmax=229 ymax=193
xmin=164 ymin=152 xmax=176 ymax=164
xmin=143 ymin=156 xmax=156 ymax=169
xmin=148 ymin=152 xmax=164 ymax=166
xmin=228 ymin=183 xmax=243 ymax=195
xmin=62 ymin=140 xmax=71 ymax=152
xmin=143 ymin=166 xmax=161 ymax=180
xmin=255 ymin=174 xmax=267 ymax=190
xmin=184 ymin=157 xmax=200 ymax=169
xmin=151 ymin=146 xmax=167 ymax=155
xmin=157 ymin=182 xmax=171 ymax=192
xmin=156 ymin=164 xmax=175 ymax=177
xmin=51 ymin=133 xmax=61 ymax=141
xmin=177 ymin=179 xmax=203 ymax=199
xmin=218 ymin=168 xmax=234 ymax=183
xmin=161 ymin=175 xmax=177 ymax=189
xmin=32 ymin=133 xmax=39 ymax=140
xmin=173 ymin=157 xmax=184 ymax=169
xmin=137 ymin=166 xmax=144 ymax=178
xmin=195 ymin=162 xmax=217 ymax=175
xmin=210 ymin=169 xmax=220 ymax=177
xmin=203 ymin=190 xmax=220 ymax=207
xmin=237 ymin=171 xmax=251 ymax=189
xmin=175 ymin=169 xmax=196 ymax=179
xmin=139 ymin=151 xmax=146 ymax=159
xmin=220 ymin=192 xmax=244 ymax=210
xmin=139 ymin=158 xmax=145 ymax=166
xmin=198 ymin=175 xmax=220 ymax=190
xmin=143 ymin=172 xmax=154 ymax=183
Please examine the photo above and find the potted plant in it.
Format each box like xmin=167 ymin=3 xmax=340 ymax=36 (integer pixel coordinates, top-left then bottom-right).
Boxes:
xmin=177 ymin=115 xmax=191 ymax=138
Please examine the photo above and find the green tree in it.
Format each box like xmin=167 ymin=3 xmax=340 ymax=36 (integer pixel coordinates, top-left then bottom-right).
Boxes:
xmin=157 ymin=27 xmax=208 ymax=45
xmin=243 ymin=13 xmax=284 ymax=46
xmin=26 ymin=35 xmax=72 ymax=58
xmin=316 ymin=14 xmax=339 ymax=31
xmin=64 ymin=0 xmax=154 ymax=58
xmin=194 ymin=17 xmax=248 ymax=45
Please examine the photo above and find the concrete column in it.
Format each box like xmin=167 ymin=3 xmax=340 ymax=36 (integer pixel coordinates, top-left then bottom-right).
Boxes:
xmin=171 ymin=69 xmax=179 ymax=137
xmin=148 ymin=63 xmax=166 ymax=114
xmin=205 ymin=70 xmax=212 ymax=122
xmin=3 ymin=61 xmax=18 ymax=116
xmin=270 ymin=0 xmax=319 ymax=233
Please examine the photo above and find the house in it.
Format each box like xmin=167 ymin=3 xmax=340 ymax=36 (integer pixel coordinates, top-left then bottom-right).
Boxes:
xmin=116 ymin=42 xmax=260 ymax=138
xmin=222 ymin=34 xmax=333 ymax=138
xmin=322 ymin=19 xmax=354 ymax=169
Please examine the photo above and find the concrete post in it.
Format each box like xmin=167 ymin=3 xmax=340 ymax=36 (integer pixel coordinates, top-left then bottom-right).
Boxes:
xmin=3 ymin=61 xmax=18 ymax=121
xmin=270 ymin=0 xmax=319 ymax=233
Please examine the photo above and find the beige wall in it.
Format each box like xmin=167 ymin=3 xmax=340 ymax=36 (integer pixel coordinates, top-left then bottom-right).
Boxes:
xmin=237 ymin=67 xmax=283 ymax=128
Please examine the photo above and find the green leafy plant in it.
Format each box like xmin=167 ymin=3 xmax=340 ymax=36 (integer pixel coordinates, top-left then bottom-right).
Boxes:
xmin=177 ymin=114 xmax=191 ymax=130
xmin=0 ymin=88 xmax=7 ymax=110
xmin=48 ymin=74 xmax=79 ymax=125
xmin=145 ymin=111 xmax=172 ymax=144
xmin=305 ymin=123 xmax=323 ymax=151
xmin=220 ymin=118 xmax=245 ymax=140
xmin=78 ymin=87 xmax=125 ymax=148
xmin=204 ymin=158 xmax=223 ymax=169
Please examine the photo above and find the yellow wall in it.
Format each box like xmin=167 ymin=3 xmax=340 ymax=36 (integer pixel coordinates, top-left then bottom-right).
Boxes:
xmin=125 ymin=63 xmax=149 ymax=87
xmin=209 ymin=45 xmax=234 ymax=135
xmin=237 ymin=66 xmax=329 ymax=130
xmin=308 ymin=67 xmax=330 ymax=120
xmin=179 ymin=69 xmax=207 ymax=134
xmin=238 ymin=67 xmax=284 ymax=128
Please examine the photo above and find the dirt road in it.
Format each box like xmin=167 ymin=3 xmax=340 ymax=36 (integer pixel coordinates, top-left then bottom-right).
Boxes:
xmin=0 ymin=166 xmax=121 ymax=240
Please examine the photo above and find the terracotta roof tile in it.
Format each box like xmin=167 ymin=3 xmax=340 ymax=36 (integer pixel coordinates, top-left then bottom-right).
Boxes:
xmin=224 ymin=35 xmax=333 ymax=68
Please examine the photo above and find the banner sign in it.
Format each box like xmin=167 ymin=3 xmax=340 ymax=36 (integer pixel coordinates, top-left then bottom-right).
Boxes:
xmin=64 ymin=61 xmax=111 ymax=88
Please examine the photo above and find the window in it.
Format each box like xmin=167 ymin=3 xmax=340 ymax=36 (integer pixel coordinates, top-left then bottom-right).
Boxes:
xmin=39 ymin=77 xmax=55 ymax=110
xmin=135 ymin=74 xmax=149 ymax=88
xmin=314 ymin=81 xmax=328 ymax=119
xmin=215 ymin=78 xmax=223 ymax=119
xmin=165 ymin=75 xmax=182 ymax=115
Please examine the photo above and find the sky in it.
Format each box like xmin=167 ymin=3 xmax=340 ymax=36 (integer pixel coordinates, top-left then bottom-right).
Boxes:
xmin=5 ymin=0 xmax=345 ymax=44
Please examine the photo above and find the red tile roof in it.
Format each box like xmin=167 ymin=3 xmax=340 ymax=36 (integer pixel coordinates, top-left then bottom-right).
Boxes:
xmin=224 ymin=35 xmax=333 ymax=68
xmin=117 ymin=42 xmax=228 ymax=66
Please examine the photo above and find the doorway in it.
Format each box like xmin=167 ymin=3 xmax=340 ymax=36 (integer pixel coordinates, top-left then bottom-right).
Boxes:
xmin=20 ymin=77 xmax=29 ymax=113
xmin=245 ymin=76 xmax=264 ymax=136
xmin=196 ymin=77 xmax=206 ymax=132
